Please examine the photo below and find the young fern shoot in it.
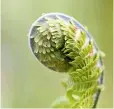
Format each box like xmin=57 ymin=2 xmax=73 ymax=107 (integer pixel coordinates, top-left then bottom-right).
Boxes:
xmin=28 ymin=13 xmax=105 ymax=108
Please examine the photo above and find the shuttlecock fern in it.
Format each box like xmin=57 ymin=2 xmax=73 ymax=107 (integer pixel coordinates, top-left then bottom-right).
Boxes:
xmin=28 ymin=13 xmax=105 ymax=108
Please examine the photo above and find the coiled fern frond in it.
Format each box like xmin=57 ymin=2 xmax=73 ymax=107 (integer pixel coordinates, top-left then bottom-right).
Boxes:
xmin=28 ymin=13 xmax=105 ymax=108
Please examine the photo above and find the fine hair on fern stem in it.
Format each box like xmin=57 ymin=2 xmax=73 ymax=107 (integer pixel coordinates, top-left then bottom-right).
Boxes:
xmin=28 ymin=13 xmax=105 ymax=108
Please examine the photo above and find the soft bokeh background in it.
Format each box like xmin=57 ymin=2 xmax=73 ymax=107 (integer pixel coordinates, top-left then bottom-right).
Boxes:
xmin=1 ymin=0 xmax=113 ymax=108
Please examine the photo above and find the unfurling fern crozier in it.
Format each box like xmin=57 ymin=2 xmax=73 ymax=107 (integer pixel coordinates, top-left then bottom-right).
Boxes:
xmin=28 ymin=13 xmax=105 ymax=108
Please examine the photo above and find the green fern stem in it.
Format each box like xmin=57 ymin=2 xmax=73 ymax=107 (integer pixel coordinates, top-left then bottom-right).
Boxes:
xmin=28 ymin=13 xmax=105 ymax=108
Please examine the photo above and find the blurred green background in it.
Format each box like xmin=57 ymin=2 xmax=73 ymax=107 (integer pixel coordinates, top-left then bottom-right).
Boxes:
xmin=1 ymin=0 xmax=113 ymax=108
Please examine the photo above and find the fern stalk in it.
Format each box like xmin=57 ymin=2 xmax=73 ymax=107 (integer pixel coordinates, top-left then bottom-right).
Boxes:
xmin=28 ymin=13 xmax=105 ymax=108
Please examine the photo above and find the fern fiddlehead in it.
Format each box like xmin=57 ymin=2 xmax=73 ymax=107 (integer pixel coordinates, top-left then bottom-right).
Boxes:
xmin=28 ymin=13 xmax=105 ymax=108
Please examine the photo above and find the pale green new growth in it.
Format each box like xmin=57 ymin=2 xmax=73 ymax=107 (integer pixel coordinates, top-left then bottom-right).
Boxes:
xmin=32 ymin=16 xmax=105 ymax=108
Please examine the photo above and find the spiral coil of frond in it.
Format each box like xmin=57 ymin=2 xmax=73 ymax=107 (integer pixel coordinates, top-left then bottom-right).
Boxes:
xmin=29 ymin=13 xmax=105 ymax=108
